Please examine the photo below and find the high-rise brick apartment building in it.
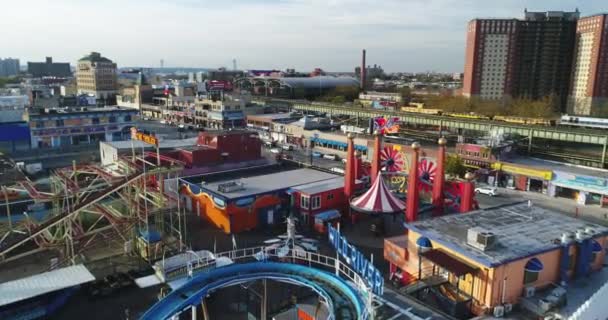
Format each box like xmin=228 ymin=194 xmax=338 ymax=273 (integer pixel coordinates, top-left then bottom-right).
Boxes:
xmin=76 ymin=52 xmax=118 ymax=104
xmin=463 ymin=10 xmax=579 ymax=111
xmin=568 ymin=14 xmax=608 ymax=116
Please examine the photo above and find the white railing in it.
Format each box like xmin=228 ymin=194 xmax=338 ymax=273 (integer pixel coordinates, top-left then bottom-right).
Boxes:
xmin=568 ymin=279 xmax=608 ymax=320
xmin=188 ymin=246 xmax=373 ymax=320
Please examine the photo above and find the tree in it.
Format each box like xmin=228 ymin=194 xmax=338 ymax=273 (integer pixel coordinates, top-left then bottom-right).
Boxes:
xmin=445 ymin=155 xmax=466 ymax=178
xmin=399 ymin=87 xmax=412 ymax=104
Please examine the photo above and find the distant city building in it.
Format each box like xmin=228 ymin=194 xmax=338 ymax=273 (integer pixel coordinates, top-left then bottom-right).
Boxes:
xmin=26 ymin=106 xmax=137 ymax=148
xmin=568 ymin=14 xmax=608 ymax=116
xmin=76 ymin=52 xmax=118 ymax=103
xmin=208 ymin=68 xmax=243 ymax=81
xmin=463 ymin=10 xmax=579 ymax=111
xmin=27 ymin=57 xmax=71 ymax=78
xmin=355 ymin=64 xmax=384 ymax=81
xmin=0 ymin=58 xmax=20 ymax=77
xmin=0 ymin=94 xmax=31 ymax=151
xmin=196 ymin=72 xmax=204 ymax=83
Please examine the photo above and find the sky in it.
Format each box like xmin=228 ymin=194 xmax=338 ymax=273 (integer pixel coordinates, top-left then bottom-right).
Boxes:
xmin=1 ymin=0 xmax=605 ymax=72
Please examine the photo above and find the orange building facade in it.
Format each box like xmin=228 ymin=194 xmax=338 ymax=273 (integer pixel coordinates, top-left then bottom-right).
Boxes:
xmin=384 ymin=203 xmax=608 ymax=317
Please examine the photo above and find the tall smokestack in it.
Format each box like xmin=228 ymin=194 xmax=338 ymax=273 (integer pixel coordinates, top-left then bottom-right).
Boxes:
xmin=360 ymin=49 xmax=366 ymax=91
xmin=406 ymin=142 xmax=420 ymax=222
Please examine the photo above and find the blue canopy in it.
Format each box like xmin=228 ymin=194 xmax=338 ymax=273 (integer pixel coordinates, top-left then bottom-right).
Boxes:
xmin=592 ymin=239 xmax=603 ymax=253
xmin=524 ymin=258 xmax=544 ymax=272
xmin=314 ymin=210 xmax=341 ymax=222
xmin=416 ymin=236 xmax=432 ymax=248
xmin=139 ymin=229 xmax=161 ymax=243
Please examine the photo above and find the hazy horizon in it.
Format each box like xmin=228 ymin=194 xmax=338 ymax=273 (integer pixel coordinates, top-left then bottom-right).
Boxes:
xmin=1 ymin=0 xmax=605 ymax=73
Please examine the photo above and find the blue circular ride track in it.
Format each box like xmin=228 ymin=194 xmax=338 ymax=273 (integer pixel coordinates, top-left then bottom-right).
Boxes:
xmin=140 ymin=262 xmax=367 ymax=320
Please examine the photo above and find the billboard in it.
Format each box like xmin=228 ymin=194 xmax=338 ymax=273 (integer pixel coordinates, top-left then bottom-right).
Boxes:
xmin=207 ymin=80 xmax=233 ymax=91
xmin=372 ymin=116 xmax=400 ymax=134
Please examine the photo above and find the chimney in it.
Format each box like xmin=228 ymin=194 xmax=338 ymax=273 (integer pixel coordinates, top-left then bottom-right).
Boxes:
xmin=432 ymin=137 xmax=447 ymax=216
xmin=370 ymin=131 xmax=382 ymax=183
xmin=344 ymin=134 xmax=356 ymax=200
xmin=360 ymin=49 xmax=366 ymax=91
xmin=406 ymin=142 xmax=421 ymax=222
xmin=46 ymin=57 xmax=52 ymax=64
xmin=459 ymin=172 xmax=475 ymax=213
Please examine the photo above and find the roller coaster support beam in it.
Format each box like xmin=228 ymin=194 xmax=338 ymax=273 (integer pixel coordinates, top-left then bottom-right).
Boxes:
xmin=602 ymin=139 xmax=607 ymax=168
xmin=261 ymin=279 xmax=268 ymax=320
xmin=191 ymin=305 xmax=196 ymax=320
xmin=202 ymin=299 xmax=210 ymax=320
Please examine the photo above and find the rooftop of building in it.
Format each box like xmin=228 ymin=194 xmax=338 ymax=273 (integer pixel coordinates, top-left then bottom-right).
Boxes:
xmin=102 ymin=137 xmax=198 ymax=151
xmin=29 ymin=106 xmax=137 ymax=116
xmin=505 ymin=157 xmax=608 ymax=179
xmin=256 ymin=76 xmax=359 ymax=89
xmin=406 ymin=202 xmax=608 ymax=267
xmin=246 ymin=113 xmax=297 ymax=121
xmin=197 ymin=168 xmax=339 ymax=200
xmin=78 ymin=52 xmax=113 ymax=63
xmin=290 ymin=176 xmax=352 ymax=195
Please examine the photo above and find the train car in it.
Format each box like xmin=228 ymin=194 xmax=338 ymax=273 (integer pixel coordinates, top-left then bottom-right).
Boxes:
xmin=401 ymin=107 xmax=443 ymax=115
xmin=445 ymin=112 xmax=492 ymax=120
xmin=493 ymin=115 xmax=556 ymax=126
xmin=559 ymin=115 xmax=608 ymax=129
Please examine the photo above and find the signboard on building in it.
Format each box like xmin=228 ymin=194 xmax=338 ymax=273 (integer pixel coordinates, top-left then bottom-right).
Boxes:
xmin=493 ymin=162 xmax=552 ymax=181
xmin=372 ymin=116 xmax=400 ymax=135
xmin=132 ymin=128 xmax=159 ymax=146
xmin=328 ymin=225 xmax=384 ymax=295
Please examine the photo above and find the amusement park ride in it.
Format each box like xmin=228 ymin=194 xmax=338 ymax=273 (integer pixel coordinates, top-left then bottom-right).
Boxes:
xmin=0 ymin=130 xmax=186 ymax=267
xmin=0 ymin=124 xmax=478 ymax=319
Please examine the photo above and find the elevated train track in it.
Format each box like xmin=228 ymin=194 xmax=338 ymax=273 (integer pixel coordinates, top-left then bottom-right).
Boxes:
xmin=256 ymin=99 xmax=608 ymax=167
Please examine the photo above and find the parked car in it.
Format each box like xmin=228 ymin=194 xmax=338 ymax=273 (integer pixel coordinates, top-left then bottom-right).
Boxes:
xmin=270 ymin=148 xmax=281 ymax=154
xmin=330 ymin=167 xmax=345 ymax=174
xmin=475 ymin=186 xmax=498 ymax=197
xmin=323 ymin=154 xmax=339 ymax=161
xmin=159 ymin=120 xmax=167 ymax=124
xmin=312 ymin=151 xmax=323 ymax=158
xmin=281 ymin=144 xmax=294 ymax=151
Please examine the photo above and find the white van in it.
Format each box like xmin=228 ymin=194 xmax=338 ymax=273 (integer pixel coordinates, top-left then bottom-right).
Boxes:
xmin=281 ymin=144 xmax=294 ymax=151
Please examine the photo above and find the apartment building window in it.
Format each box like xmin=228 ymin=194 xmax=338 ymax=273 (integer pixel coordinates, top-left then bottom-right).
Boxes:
xmin=109 ymin=116 xmax=117 ymax=123
xmin=92 ymin=118 xmax=100 ymax=124
xmin=301 ymin=195 xmax=310 ymax=209
xmin=56 ymin=119 xmax=64 ymax=127
xmin=35 ymin=121 xmax=44 ymax=128
xmin=124 ymin=115 xmax=132 ymax=122
xmin=311 ymin=196 xmax=321 ymax=210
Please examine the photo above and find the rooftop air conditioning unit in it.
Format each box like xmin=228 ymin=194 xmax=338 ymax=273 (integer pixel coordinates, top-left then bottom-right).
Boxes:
xmin=467 ymin=227 xmax=496 ymax=251
xmin=493 ymin=305 xmax=505 ymax=318
xmin=217 ymin=181 xmax=245 ymax=193
xmin=523 ymin=286 xmax=536 ymax=298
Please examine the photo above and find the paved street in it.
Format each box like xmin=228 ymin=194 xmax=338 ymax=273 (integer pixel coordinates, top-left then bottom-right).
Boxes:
xmin=474 ymin=186 xmax=608 ymax=226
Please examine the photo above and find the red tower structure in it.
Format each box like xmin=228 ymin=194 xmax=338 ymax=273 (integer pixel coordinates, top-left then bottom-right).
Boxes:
xmin=344 ymin=134 xmax=356 ymax=200
xmin=431 ymin=137 xmax=447 ymax=216
xmin=370 ymin=131 xmax=382 ymax=183
xmin=406 ymin=142 xmax=420 ymax=222
xmin=353 ymin=150 xmax=361 ymax=180
xmin=460 ymin=172 xmax=475 ymax=213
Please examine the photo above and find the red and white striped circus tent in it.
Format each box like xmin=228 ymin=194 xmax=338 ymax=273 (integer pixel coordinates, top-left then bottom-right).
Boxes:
xmin=350 ymin=174 xmax=405 ymax=214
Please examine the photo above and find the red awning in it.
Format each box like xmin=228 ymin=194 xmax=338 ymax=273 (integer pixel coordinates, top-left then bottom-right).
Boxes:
xmin=420 ymin=249 xmax=478 ymax=277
